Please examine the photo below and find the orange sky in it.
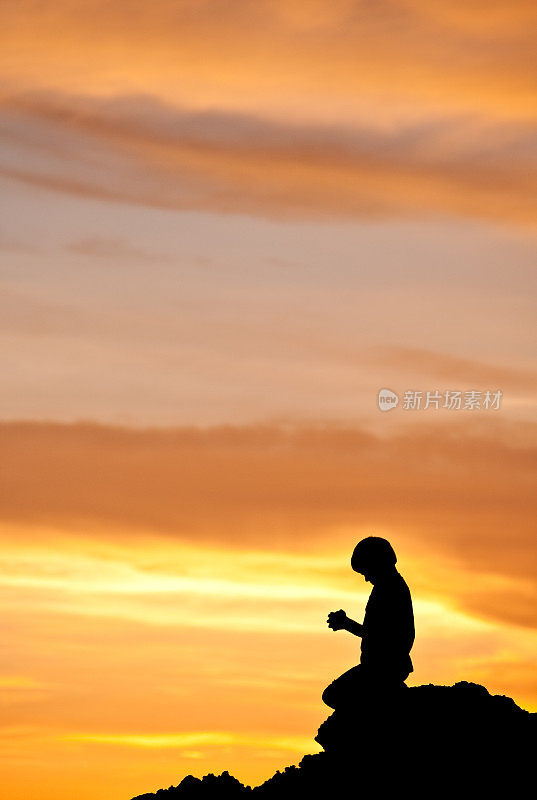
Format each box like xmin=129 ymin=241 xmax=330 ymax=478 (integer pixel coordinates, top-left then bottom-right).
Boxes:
xmin=1 ymin=3 xmax=537 ymax=800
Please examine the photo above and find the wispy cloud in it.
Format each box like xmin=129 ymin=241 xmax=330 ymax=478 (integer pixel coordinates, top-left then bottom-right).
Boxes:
xmin=2 ymin=91 xmax=537 ymax=226
xmin=62 ymin=730 xmax=318 ymax=753
xmin=2 ymin=419 xmax=536 ymax=630
xmin=368 ymin=346 xmax=537 ymax=392
xmin=3 ymin=1 xmax=536 ymax=120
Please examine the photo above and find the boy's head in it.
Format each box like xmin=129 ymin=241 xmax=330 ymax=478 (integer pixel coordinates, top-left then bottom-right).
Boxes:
xmin=351 ymin=537 xmax=397 ymax=583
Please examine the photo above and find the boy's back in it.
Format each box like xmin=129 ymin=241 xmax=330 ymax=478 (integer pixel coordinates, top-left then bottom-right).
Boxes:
xmin=361 ymin=569 xmax=414 ymax=681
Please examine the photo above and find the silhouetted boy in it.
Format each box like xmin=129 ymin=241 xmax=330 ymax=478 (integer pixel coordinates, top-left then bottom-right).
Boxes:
xmin=322 ymin=537 xmax=414 ymax=709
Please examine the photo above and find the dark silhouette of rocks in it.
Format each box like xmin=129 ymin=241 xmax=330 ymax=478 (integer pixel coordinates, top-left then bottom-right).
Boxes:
xmin=130 ymin=681 xmax=536 ymax=800
xmin=131 ymin=771 xmax=249 ymax=800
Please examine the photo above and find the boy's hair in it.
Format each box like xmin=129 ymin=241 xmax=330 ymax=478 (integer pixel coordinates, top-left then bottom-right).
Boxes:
xmin=351 ymin=536 xmax=397 ymax=572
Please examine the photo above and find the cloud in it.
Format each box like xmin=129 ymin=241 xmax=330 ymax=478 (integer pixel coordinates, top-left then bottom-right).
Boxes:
xmin=62 ymin=729 xmax=316 ymax=753
xmin=368 ymin=346 xmax=537 ymax=392
xmin=2 ymin=419 xmax=536 ymax=630
xmin=3 ymin=0 xmax=536 ymax=125
xmin=2 ymin=90 xmax=537 ymax=226
xmin=66 ymin=236 xmax=166 ymax=262
xmin=397 ymin=0 xmax=537 ymax=35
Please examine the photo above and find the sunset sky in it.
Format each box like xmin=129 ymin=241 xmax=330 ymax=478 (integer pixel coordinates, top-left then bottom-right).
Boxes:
xmin=1 ymin=2 xmax=537 ymax=799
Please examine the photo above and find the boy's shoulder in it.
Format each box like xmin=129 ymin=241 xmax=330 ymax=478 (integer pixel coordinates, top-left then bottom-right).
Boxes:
xmin=384 ymin=570 xmax=411 ymax=595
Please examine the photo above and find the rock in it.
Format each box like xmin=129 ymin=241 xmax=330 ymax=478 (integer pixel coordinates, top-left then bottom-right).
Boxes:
xmin=131 ymin=771 xmax=250 ymax=799
xmin=131 ymin=682 xmax=536 ymax=800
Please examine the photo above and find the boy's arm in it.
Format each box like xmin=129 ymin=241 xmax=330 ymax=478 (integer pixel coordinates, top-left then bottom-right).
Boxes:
xmin=327 ymin=610 xmax=363 ymax=637
xmin=344 ymin=618 xmax=363 ymax=637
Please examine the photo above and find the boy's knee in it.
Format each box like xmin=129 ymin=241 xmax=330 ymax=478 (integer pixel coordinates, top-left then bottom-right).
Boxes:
xmin=322 ymin=683 xmax=336 ymax=709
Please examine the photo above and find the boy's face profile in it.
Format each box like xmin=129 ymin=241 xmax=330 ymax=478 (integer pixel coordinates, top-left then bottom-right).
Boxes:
xmin=351 ymin=550 xmax=372 ymax=582
xmin=351 ymin=538 xmax=397 ymax=584
xmin=352 ymin=560 xmax=375 ymax=584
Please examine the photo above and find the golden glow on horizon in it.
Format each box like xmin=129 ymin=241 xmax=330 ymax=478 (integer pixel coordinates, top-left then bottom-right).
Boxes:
xmin=3 ymin=519 xmax=537 ymax=793
xmin=1 ymin=532 xmax=501 ymax=634
xmin=2 ymin=515 xmax=537 ymax=797
xmin=63 ymin=731 xmax=318 ymax=753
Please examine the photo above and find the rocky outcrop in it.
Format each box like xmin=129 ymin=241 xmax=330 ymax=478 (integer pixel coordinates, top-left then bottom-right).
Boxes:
xmin=131 ymin=682 xmax=536 ymax=799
